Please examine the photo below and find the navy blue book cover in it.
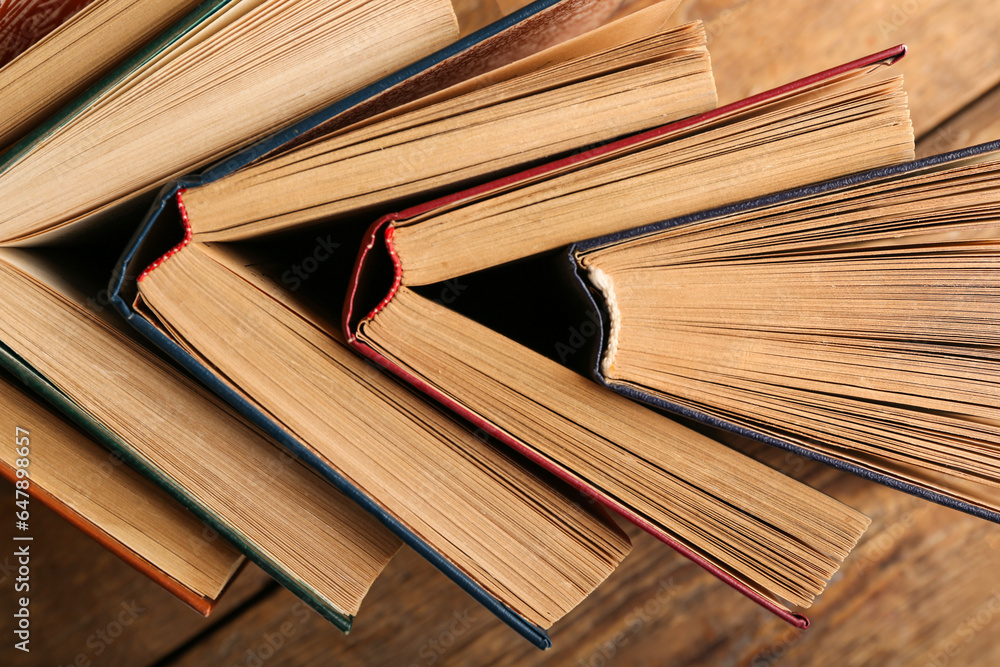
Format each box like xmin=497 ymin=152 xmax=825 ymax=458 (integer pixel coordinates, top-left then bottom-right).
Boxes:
xmin=571 ymin=139 xmax=1000 ymax=526
xmin=110 ymin=0 xmax=627 ymax=648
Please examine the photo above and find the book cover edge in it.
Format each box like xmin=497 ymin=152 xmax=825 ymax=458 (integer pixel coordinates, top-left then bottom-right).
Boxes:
xmin=570 ymin=139 xmax=1000 ymax=525
xmin=0 ymin=341 xmax=356 ymax=633
xmin=0 ymin=458 xmax=216 ymax=615
xmin=105 ymin=0 xmax=600 ymax=648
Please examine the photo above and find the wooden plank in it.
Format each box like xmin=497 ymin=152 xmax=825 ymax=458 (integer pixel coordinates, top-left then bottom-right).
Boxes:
xmin=504 ymin=0 xmax=1000 ymax=137
xmin=160 ymin=442 xmax=1000 ymax=666
xmin=0 ymin=478 xmax=272 ymax=667
xmin=917 ymin=83 xmax=1000 ymax=157
xmin=668 ymin=0 xmax=1000 ymax=136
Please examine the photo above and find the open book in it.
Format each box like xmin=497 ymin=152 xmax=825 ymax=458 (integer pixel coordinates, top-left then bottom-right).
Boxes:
xmin=572 ymin=140 xmax=1000 ymax=520
xmin=113 ymin=17 xmax=909 ymax=628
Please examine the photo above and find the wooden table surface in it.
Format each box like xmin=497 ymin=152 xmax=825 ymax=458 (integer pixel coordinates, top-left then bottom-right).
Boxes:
xmin=4 ymin=1 xmax=1000 ymax=666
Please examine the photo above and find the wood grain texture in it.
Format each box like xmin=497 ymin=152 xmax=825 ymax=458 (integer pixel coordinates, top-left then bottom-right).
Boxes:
xmin=665 ymin=0 xmax=1000 ymax=136
xmin=507 ymin=0 xmax=1000 ymax=137
xmin=0 ymin=478 xmax=273 ymax=667
xmin=0 ymin=0 xmax=95 ymax=68
xmin=916 ymin=83 xmax=1000 ymax=157
xmin=454 ymin=0 xmax=504 ymax=35
xmin=6 ymin=2 xmax=1000 ymax=666
xmin=158 ymin=443 xmax=1000 ymax=667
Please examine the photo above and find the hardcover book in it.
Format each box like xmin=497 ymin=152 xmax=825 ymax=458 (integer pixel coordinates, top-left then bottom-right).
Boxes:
xmin=107 ymin=0 xmax=645 ymax=649
xmin=0 ymin=364 xmax=244 ymax=615
xmin=0 ymin=0 xmax=651 ymax=647
xmin=111 ymin=16 xmax=915 ymax=631
xmin=335 ymin=45 xmax=910 ymax=627
xmin=571 ymin=139 xmax=1000 ymax=522
xmin=0 ymin=258 xmax=401 ymax=631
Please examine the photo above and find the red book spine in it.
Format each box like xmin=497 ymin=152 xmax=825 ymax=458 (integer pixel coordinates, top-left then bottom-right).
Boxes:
xmin=339 ymin=46 xmax=911 ymax=627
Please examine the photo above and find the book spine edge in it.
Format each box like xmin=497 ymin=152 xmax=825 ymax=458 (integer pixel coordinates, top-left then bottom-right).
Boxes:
xmin=346 ymin=221 xmax=809 ymax=629
xmin=110 ymin=190 xmax=551 ymax=650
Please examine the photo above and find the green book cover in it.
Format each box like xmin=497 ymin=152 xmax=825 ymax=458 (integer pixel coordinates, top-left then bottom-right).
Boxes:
xmin=0 ymin=341 xmax=354 ymax=632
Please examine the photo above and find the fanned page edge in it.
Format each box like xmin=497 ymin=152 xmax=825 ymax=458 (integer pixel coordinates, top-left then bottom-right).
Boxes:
xmin=370 ymin=45 xmax=908 ymax=227
xmin=343 ymin=217 xmax=811 ymax=630
xmin=0 ymin=341 xmax=357 ymax=633
xmin=116 ymin=196 xmax=553 ymax=646
xmin=343 ymin=44 xmax=912 ymax=338
xmin=570 ymin=139 xmax=1000 ymax=526
xmin=0 ymin=0 xmax=237 ymax=177
xmin=108 ymin=1 xmax=652 ymax=648
xmin=0 ymin=458 xmax=221 ymax=616
xmin=338 ymin=48 xmax=920 ymax=629
xmin=199 ymin=0 xmax=626 ymax=183
xmin=337 ymin=51 xmax=920 ymax=630
xmin=114 ymin=5 xmax=910 ymax=646
xmin=0 ymin=0 xmax=97 ymax=69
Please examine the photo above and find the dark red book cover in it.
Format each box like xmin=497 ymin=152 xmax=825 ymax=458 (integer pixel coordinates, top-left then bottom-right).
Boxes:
xmin=343 ymin=45 xmax=909 ymax=629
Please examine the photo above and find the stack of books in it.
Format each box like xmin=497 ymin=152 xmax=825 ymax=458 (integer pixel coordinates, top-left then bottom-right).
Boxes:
xmin=3 ymin=0 xmax=999 ymax=649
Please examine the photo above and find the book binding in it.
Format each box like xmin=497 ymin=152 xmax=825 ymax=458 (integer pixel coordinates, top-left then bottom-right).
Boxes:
xmin=111 ymin=0 xmax=633 ymax=648
xmin=345 ymin=216 xmax=811 ymax=629
xmin=0 ymin=341 xmax=353 ymax=630
xmin=339 ymin=45 xmax=918 ymax=628
xmin=570 ymin=138 xmax=1000 ymax=526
